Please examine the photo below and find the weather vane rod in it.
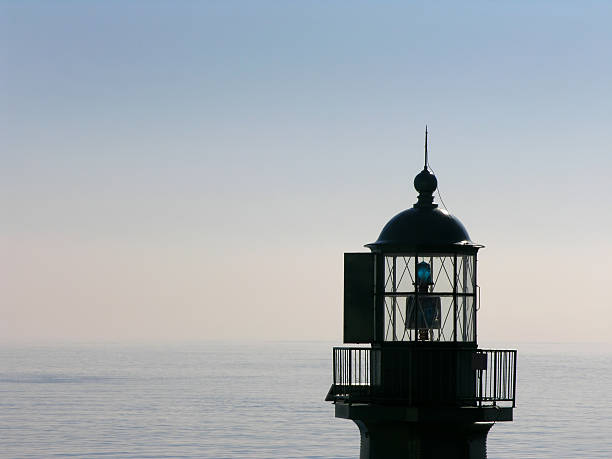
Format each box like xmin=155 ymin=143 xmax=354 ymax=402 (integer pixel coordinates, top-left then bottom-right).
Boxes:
xmin=424 ymin=125 xmax=428 ymax=169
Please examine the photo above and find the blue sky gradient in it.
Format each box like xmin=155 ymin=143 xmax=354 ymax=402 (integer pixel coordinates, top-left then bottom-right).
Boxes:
xmin=2 ymin=1 xmax=612 ymax=343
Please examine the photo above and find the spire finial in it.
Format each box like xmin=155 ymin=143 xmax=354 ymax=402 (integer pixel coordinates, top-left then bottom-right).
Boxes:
xmin=414 ymin=126 xmax=437 ymax=208
xmin=424 ymin=125 xmax=428 ymax=169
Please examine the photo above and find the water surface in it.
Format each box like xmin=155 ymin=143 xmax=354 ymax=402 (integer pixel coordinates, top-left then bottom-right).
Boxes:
xmin=1 ymin=342 xmax=610 ymax=458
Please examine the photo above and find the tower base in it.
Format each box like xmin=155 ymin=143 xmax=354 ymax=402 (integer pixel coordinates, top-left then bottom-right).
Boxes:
xmin=354 ymin=419 xmax=492 ymax=459
xmin=336 ymin=403 xmax=512 ymax=459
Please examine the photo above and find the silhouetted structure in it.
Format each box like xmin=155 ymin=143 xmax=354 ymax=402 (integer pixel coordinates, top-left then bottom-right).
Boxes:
xmin=326 ymin=135 xmax=516 ymax=459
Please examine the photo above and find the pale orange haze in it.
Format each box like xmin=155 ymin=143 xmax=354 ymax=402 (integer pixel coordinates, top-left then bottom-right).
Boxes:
xmin=2 ymin=1 xmax=612 ymax=345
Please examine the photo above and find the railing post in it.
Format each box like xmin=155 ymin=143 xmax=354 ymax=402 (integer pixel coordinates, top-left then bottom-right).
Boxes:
xmin=513 ymin=350 xmax=517 ymax=408
xmin=478 ymin=367 xmax=483 ymax=407
xmin=493 ymin=351 xmax=498 ymax=405
xmin=348 ymin=349 xmax=353 ymax=386
xmin=357 ymin=349 xmax=359 ymax=385
xmin=333 ymin=348 xmax=337 ymax=386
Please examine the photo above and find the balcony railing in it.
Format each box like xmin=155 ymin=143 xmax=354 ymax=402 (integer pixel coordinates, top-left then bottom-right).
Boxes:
xmin=330 ymin=347 xmax=516 ymax=407
xmin=476 ymin=349 xmax=517 ymax=406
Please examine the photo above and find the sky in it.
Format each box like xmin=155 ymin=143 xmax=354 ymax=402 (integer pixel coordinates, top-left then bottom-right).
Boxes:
xmin=1 ymin=1 xmax=612 ymax=345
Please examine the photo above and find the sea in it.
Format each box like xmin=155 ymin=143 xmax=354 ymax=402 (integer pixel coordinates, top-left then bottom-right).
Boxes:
xmin=1 ymin=341 xmax=611 ymax=459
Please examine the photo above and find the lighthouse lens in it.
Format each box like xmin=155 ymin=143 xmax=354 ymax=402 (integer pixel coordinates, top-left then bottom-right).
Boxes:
xmin=416 ymin=262 xmax=432 ymax=284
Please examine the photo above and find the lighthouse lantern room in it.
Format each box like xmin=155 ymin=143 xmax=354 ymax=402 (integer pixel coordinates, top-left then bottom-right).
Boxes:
xmin=327 ymin=132 xmax=517 ymax=459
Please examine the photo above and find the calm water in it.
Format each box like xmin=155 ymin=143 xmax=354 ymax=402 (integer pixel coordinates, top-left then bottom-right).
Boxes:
xmin=1 ymin=342 xmax=611 ymax=458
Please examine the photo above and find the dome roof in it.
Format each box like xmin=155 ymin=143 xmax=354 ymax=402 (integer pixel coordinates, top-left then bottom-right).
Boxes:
xmin=366 ymin=167 xmax=480 ymax=253
xmin=367 ymin=206 xmax=474 ymax=252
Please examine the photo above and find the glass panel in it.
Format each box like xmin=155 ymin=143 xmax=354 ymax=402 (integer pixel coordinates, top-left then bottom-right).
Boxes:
xmin=395 ymin=256 xmax=415 ymax=292
xmin=456 ymin=255 xmax=476 ymax=294
xmin=383 ymin=294 xmax=455 ymax=342
xmin=384 ymin=256 xmax=394 ymax=294
xmin=456 ymin=295 xmax=476 ymax=342
xmin=384 ymin=296 xmax=407 ymax=341
xmin=437 ymin=296 xmax=456 ymax=342
xmin=421 ymin=255 xmax=454 ymax=294
xmin=384 ymin=256 xmax=415 ymax=293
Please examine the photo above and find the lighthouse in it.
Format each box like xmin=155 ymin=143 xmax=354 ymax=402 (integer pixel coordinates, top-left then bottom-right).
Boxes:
xmin=326 ymin=132 xmax=516 ymax=459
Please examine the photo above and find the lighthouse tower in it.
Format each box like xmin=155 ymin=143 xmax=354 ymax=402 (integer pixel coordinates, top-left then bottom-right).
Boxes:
xmin=326 ymin=133 xmax=516 ymax=459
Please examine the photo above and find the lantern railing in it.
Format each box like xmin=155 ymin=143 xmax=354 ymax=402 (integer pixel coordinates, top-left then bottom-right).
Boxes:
xmin=475 ymin=349 xmax=517 ymax=407
xmin=331 ymin=347 xmax=374 ymax=399
xmin=329 ymin=347 xmax=516 ymax=407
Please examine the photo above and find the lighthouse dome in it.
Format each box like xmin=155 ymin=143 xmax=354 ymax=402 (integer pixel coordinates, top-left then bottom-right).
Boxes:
xmin=366 ymin=168 xmax=478 ymax=253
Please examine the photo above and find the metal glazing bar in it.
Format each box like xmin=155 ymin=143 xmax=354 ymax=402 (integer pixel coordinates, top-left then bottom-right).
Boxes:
xmin=453 ymin=254 xmax=457 ymax=342
xmin=462 ymin=256 xmax=468 ymax=341
xmin=392 ymin=257 xmax=397 ymax=341
xmin=474 ymin=255 xmax=478 ymax=342
xmin=383 ymin=292 xmax=473 ymax=297
xmin=414 ymin=255 xmax=418 ymax=341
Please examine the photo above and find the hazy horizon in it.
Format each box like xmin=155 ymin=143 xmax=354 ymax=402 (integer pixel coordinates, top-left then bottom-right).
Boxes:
xmin=2 ymin=1 xmax=612 ymax=344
